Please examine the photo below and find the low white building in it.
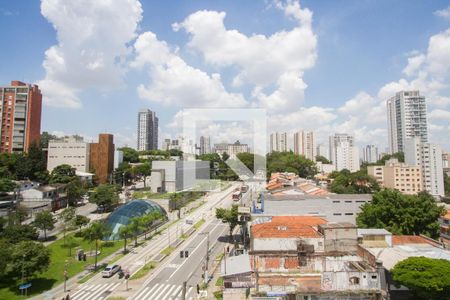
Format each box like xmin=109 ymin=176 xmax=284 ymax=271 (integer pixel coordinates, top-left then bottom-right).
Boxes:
xmin=47 ymin=136 xmax=90 ymax=172
xmin=150 ymin=160 xmax=210 ymax=193
xmin=20 ymin=184 xmax=67 ymax=211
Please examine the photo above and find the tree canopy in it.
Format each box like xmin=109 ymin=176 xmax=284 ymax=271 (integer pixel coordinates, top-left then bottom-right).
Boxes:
xmin=216 ymin=205 xmax=240 ymax=237
xmin=316 ymin=155 xmax=331 ymax=164
xmin=267 ymin=151 xmax=317 ymax=178
xmin=9 ymin=241 xmax=51 ymax=280
xmin=356 ymin=189 xmax=445 ymax=238
xmin=391 ymin=257 xmax=450 ymax=300
xmin=50 ymin=164 xmax=77 ymax=184
xmin=33 ymin=211 xmax=56 ymax=240
xmin=119 ymin=147 xmax=139 ymax=163
xmin=444 ymin=172 xmax=450 ymax=197
xmin=329 ymin=169 xmax=380 ymax=194
xmin=89 ymin=184 xmax=120 ymax=210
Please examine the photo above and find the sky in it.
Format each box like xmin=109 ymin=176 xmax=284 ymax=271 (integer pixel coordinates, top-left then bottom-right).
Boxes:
xmin=1 ymin=0 xmax=449 ymax=152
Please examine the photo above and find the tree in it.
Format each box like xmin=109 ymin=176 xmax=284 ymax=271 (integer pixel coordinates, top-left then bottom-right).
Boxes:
xmin=0 ymin=239 xmax=11 ymax=277
xmin=267 ymin=152 xmax=317 ymax=178
xmin=128 ymin=217 xmax=144 ymax=247
xmin=119 ymin=147 xmax=139 ymax=163
xmin=316 ymin=155 xmax=331 ymax=164
xmin=1 ymin=224 xmax=38 ymax=242
xmin=73 ymin=215 xmax=90 ymax=233
xmin=59 ymin=207 xmax=76 ymax=245
xmin=66 ymin=178 xmax=85 ymax=206
xmin=444 ymin=172 xmax=450 ymax=197
xmin=119 ymin=225 xmax=133 ymax=253
xmin=40 ymin=131 xmax=57 ymax=149
xmin=377 ymin=152 xmax=404 ymax=164
xmin=83 ymin=221 xmax=111 ymax=268
xmin=216 ymin=205 xmax=240 ymax=237
xmin=134 ymin=162 xmax=152 ymax=188
xmin=66 ymin=235 xmax=79 ymax=257
xmin=27 ymin=141 xmax=48 ymax=182
xmin=330 ymin=169 xmax=380 ymax=194
xmin=33 ymin=211 xmax=56 ymax=241
xmin=357 ymin=189 xmax=446 ymax=238
xmin=140 ymin=211 xmax=162 ymax=239
xmin=50 ymin=164 xmax=77 ymax=184
xmin=10 ymin=241 xmax=51 ymax=280
xmin=89 ymin=184 xmax=120 ymax=211
xmin=391 ymin=257 xmax=450 ymax=300
xmin=0 ymin=178 xmax=17 ymax=194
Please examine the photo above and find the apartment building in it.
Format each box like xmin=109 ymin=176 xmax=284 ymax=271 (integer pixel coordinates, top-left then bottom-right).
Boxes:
xmin=270 ymin=132 xmax=287 ymax=152
xmin=199 ymin=136 xmax=211 ymax=155
xmin=47 ymin=136 xmax=90 ymax=172
xmin=387 ymin=91 xmax=428 ymax=153
xmin=293 ymin=131 xmax=316 ymax=161
xmin=0 ymin=81 xmax=42 ymax=153
xmin=137 ymin=109 xmax=158 ymax=151
xmin=405 ymin=137 xmax=444 ymax=197
xmin=362 ymin=145 xmax=379 ymax=163
xmin=367 ymin=158 xmax=422 ymax=195
xmin=316 ymin=143 xmax=330 ymax=161
xmin=329 ymin=133 xmax=360 ymax=172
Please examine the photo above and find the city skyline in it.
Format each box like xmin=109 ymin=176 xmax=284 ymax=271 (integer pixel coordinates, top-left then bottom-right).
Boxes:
xmin=0 ymin=1 xmax=449 ymax=151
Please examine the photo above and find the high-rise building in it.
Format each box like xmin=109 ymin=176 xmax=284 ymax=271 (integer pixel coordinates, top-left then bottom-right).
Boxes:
xmin=293 ymin=131 xmax=316 ymax=161
xmin=270 ymin=132 xmax=287 ymax=152
xmin=405 ymin=137 xmax=444 ymax=197
xmin=329 ymin=133 xmax=360 ymax=172
xmin=137 ymin=109 xmax=158 ymax=151
xmin=199 ymin=136 xmax=211 ymax=155
xmin=47 ymin=136 xmax=90 ymax=172
xmin=0 ymin=81 xmax=42 ymax=153
xmin=316 ymin=143 xmax=330 ymax=161
xmin=387 ymin=91 xmax=428 ymax=154
xmin=362 ymin=145 xmax=379 ymax=163
xmin=90 ymin=134 xmax=115 ymax=184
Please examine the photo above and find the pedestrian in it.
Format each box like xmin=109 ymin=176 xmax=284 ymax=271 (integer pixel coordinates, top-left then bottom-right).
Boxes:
xmin=65 ymin=294 xmax=70 ymax=300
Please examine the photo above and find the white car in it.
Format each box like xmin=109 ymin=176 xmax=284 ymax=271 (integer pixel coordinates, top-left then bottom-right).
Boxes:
xmin=102 ymin=264 xmax=121 ymax=278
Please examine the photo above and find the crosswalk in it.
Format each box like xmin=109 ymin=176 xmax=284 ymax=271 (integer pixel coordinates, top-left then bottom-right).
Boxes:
xmin=133 ymin=283 xmax=194 ymax=300
xmin=70 ymin=282 xmax=121 ymax=300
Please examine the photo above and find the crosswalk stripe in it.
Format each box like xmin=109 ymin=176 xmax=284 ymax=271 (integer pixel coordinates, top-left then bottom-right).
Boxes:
xmin=133 ymin=286 xmax=149 ymax=300
xmin=74 ymin=283 xmax=110 ymax=300
xmin=70 ymin=285 xmax=91 ymax=298
xmin=136 ymin=283 xmax=161 ymax=300
xmin=152 ymin=284 xmax=172 ymax=300
xmin=171 ymin=285 xmax=182 ymax=297
xmin=138 ymin=283 xmax=165 ymax=300
xmin=165 ymin=284 xmax=178 ymax=297
xmin=75 ymin=282 xmax=119 ymax=300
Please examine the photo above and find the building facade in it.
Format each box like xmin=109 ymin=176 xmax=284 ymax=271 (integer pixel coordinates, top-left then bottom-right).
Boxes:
xmin=329 ymin=133 xmax=360 ymax=172
xmin=89 ymin=134 xmax=115 ymax=184
xmin=270 ymin=132 xmax=287 ymax=152
xmin=137 ymin=109 xmax=158 ymax=151
xmin=405 ymin=137 xmax=444 ymax=197
xmin=387 ymin=91 xmax=428 ymax=154
xmin=316 ymin=143 xmax=330 ymax=161
xmin=363 ymin=145 xmax=379 ymax=163
xmin=47 ymin=136 xmax=90 ymax=172
xmin=199 ymin=136 xmax=211 ymax=155
xmin=0 ymin=81 xmax=42 ymax=153
xmin=367 ymin=158 xmax=423 ymax=195
xmin=294 ymin=131 xmax=316 ymax=161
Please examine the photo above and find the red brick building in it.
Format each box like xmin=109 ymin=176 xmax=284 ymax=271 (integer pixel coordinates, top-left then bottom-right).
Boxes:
xmin=0 ymin=81 xmax=42 ymax=153
xmin=89 ymin=133 xmax=114 ymax=184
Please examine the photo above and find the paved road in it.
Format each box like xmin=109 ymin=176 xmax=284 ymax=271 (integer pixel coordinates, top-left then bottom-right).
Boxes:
xmin=59 ymin=184 xmax=237 ymax=300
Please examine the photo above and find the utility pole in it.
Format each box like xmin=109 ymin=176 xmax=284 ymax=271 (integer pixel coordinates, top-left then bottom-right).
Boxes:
xmin=223 ymin=247 xmax=227 ymax=275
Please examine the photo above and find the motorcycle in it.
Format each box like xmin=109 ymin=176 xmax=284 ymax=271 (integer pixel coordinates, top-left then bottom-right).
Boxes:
xmin=117 ymin=270 xmax=124 ymax=279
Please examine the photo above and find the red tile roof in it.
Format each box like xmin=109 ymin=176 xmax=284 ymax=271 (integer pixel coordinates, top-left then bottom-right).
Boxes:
xmin=392 ymin=235 xmax=438 ymax=246
xmin=251 ymin=216 xmax=326 ymax=238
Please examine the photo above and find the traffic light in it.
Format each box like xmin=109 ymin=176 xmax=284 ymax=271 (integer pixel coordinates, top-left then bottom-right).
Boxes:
xmin=180 ymin=251 xmax=184 ymax=258
xmin=185 ymin=251 xmax=189 ymax=258
xmin=196 ymin=284 xmax=200 ymax=294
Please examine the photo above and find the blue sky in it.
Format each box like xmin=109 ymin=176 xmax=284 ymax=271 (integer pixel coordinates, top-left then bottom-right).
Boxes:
xmin=1 ymin=0 xmax=449 ymax=151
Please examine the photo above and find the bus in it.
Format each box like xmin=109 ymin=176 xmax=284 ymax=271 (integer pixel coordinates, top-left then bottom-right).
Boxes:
xmin=232 ymin=191 xmax=242 ymax=201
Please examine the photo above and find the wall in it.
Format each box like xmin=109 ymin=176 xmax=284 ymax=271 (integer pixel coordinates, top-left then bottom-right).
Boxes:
xmin=89 ymin=134 xmax=114 ymax=184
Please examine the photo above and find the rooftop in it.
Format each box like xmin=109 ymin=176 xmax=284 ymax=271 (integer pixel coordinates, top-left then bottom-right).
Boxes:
xmin=251 ymin=216 xmax=326 ymax=239
xmin=221 ymin=254 xmax=252 ymax=277
xmin=358 ymin=229 xmax=392 ymax=237
xmin=392 ymin=235 xmax=440 ymax=246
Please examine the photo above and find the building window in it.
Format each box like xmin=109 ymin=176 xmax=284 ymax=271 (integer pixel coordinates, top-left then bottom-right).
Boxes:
xmin=349 ymin=277 xmax=360 ymax=285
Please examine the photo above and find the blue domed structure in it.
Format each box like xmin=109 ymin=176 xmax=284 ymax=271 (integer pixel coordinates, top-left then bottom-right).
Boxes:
xmin=105 ymin=199 xmax=167 ymax=240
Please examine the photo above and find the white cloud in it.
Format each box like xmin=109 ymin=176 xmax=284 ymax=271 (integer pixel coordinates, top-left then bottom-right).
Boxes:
xmin=173 ymin=1 xmax=317 ymax=111
xmin=132 ymin=31 xmax=248 ymax=108
xmin=338 ymin=92 xmax=374 ymax=114
xmin=434 ymin=6 xmax=450 ymax=20
xmin=37 ymin=0 xmax=143 ymax=108
xmin=402 ymin=54 xmax=425 ymax=76
xmin=429 ymin=109 xmax=450 ymax=120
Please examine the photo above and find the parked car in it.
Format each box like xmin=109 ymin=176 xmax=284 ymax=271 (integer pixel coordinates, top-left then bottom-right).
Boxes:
xmin=185 ymin=218 xmax=194 ymax=225
xmin=102 ymin=264 xmax=121 ymax=278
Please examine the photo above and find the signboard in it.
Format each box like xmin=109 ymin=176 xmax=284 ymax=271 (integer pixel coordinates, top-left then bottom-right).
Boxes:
xmin=19 ymin=283 xmax=32 ymax=290
xmin=267 ymin=291 xmax=287 ymax=297
xmin=238 ymin=206 xmax=251 ymax=214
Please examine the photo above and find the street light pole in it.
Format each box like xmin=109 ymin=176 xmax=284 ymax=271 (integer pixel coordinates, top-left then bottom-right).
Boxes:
xmin=204 ymin=232 xmax=210 ymax=284
xmin=64 ymin=259 xmax=68 ymax=293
